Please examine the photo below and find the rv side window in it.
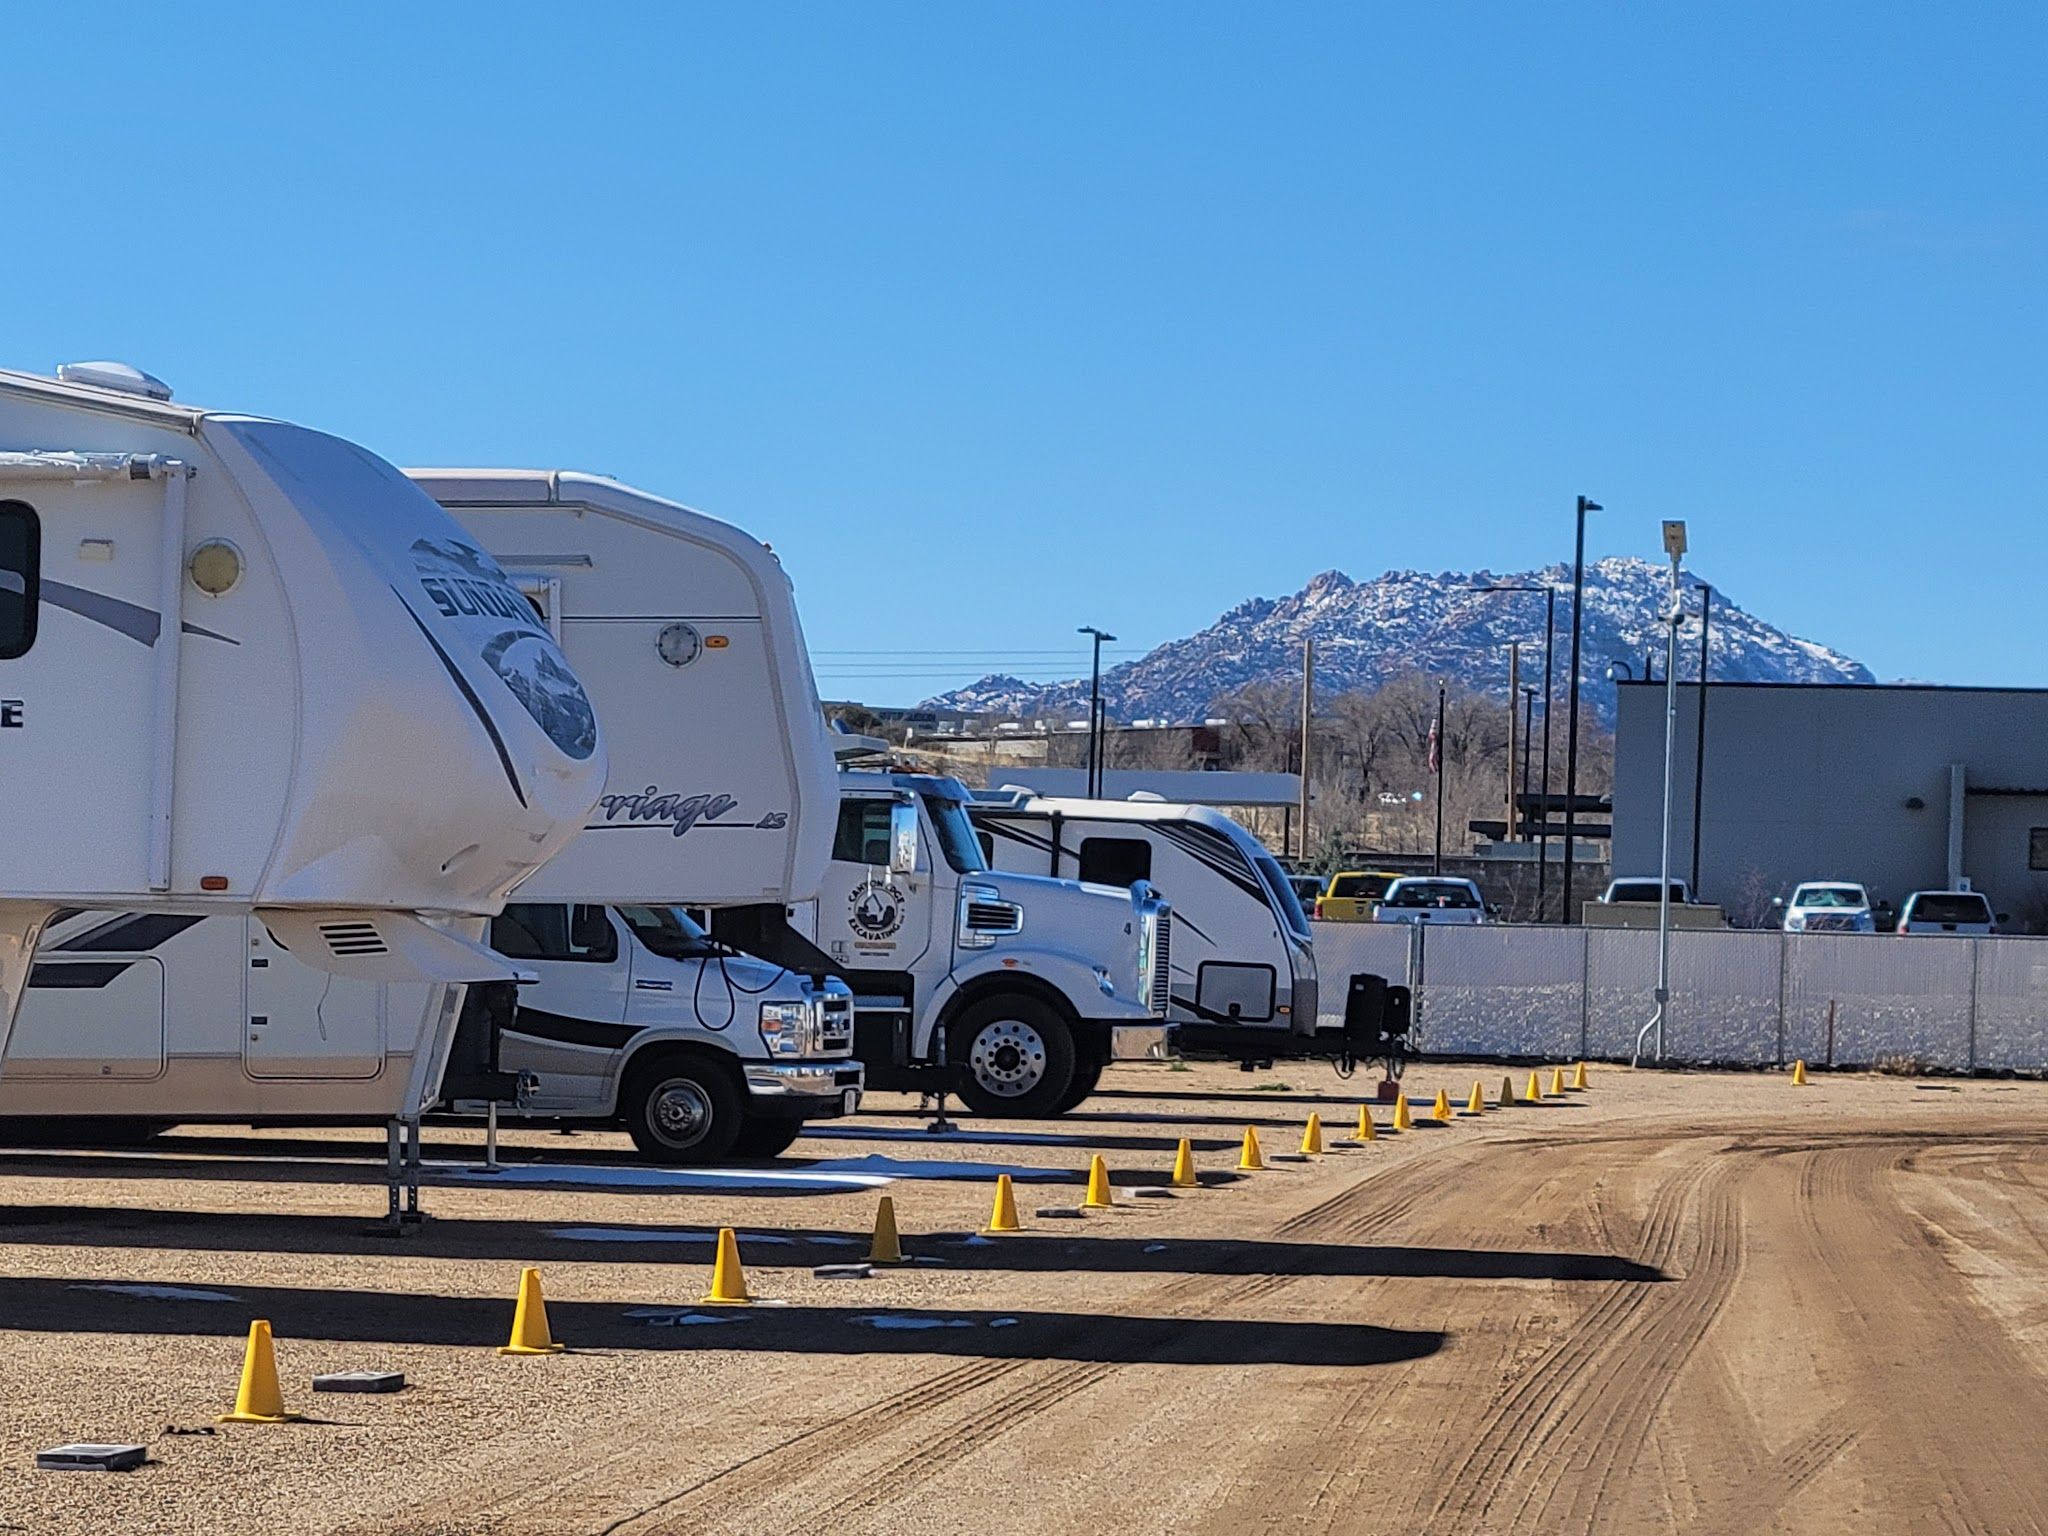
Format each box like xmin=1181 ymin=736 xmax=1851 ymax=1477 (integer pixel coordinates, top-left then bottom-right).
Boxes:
xmin=833 ymin=799 xmax=896 ymax=866
xmin=0 ymin=500 xmax=40 ymax=659
xmin=1078 ymin=837 xmax=1152 ymax=888
xmin=491 ymin=903 xmax=619 ymax=963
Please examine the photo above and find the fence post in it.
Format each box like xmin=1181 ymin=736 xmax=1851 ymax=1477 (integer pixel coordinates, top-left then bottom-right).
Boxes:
xmin=1775 ymin=933 xmax=1790 ymax=1068
xmin=1409 ymin=923 xmax=1426 ymax=1048
xmin=1967 ymin=938 xmax=1980 ymax=1073
xmin=1579 ymin=927 xmax=1592 ymax=1059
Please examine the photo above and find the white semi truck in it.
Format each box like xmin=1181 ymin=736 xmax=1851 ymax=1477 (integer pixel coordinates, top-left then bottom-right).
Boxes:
xmin=713 ymin=761 xmax=1174 ymax=1117
xmin=4 ymin=471 xmax=858 ymax=1161
xmin=0 ymin=363 xmax=607 ymax=1069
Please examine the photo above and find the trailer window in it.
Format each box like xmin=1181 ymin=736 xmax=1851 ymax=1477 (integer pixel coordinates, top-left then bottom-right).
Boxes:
xmin=492 ymin=903 xmax=618 ymax=963
xmin=1078 ymin=837 xmax=1152 ymax=889
xmin=0 ymin=500 xmax=39 ymax=659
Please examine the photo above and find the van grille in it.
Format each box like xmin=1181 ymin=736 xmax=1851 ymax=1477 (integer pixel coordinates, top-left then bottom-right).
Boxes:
xmin=1149 ymin=913 xmax=1172 ymax=1016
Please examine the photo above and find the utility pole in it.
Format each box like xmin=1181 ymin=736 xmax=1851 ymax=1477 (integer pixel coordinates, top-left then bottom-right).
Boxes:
xmin=1077 ymin=625 xmax=1114 ymax=797
xmin=1505 ymin=642 xmax=1521 ymax=842
xmin=1297 ymin=636 xmax=1314 ymax=863
xmin=1636 ymin=520 xmax=1687 ymax=1067
xmin=1690 ymin=584 xmax=1713 ymax=896
xmin=1431 ymin=681 xmax=1447 ymax=876
xmin=1564 ymin=494 xmax=1602 ymax=923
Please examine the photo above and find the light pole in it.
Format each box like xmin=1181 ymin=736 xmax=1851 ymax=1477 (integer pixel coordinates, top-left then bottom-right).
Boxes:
xmin=1690 ymin=584 xmax=1713 ymax=896
xmin=1474 ymin=583 xmax=1558 ymax=918
xmin=1635 ymin=520 xmax=1688 ymax=1067
xmin=1564 ymin=495 xmax=1602 ymax=923
xmin=1077 ymin=625 xmax=1115 ymax=797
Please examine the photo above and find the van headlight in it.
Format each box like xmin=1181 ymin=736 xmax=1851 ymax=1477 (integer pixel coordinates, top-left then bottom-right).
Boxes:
xmin=759 ymin=1001 xmax=820 ymax=1057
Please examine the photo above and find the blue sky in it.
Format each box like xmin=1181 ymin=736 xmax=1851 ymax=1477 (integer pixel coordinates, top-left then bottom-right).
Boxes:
xmin=5 ymin=4 xmax=2042 ymax=703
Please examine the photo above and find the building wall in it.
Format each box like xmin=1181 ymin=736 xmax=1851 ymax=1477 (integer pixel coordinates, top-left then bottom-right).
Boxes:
xmin=1613 ymin=683 xmax=2048 ymax=927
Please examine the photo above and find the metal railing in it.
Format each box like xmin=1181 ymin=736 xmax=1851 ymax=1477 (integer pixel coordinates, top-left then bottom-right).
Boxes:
xmin=1310 ymin=921 xmax=2048 ymax=1071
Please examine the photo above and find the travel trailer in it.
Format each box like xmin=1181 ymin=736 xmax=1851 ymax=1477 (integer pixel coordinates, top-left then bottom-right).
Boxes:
xmin=969 ymin=789 xmax=1317 ymax=1055
xmin=5 ymin=470 xmax=856 ymax=1162
xmin=718 ymin=763 xmax=1174 ymax=1117
xmin=0 ymin=364 xmax=607 ymax=1069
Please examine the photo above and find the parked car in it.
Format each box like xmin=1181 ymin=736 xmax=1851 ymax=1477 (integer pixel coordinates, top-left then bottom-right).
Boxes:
xmin=1896 ymin=890 xmax=2000 ymax=936
xmin=1316 ymin=870 xmax=1402 ymax=922
xmin=1776 ymin=882 xmax=1876 ymax=934
xmin=1599 ymin=877 xmax=1693 ymax=905
xmin=1373 ymin=876 xmax=1490 ymax=926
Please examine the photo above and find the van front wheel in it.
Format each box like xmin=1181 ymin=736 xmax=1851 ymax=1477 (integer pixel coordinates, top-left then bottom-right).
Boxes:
xmin=951 ymin=996 xmax=1077 ymax=1118
xmin=621 ymin=1053 xmax=743 ymax=1163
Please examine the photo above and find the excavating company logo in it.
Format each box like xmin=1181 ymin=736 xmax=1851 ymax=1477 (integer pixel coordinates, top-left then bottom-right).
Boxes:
xmin=410 ymin=538 xmax=597 ymax=761
xmin=847 ymin=878 xmax=906 ymax=942
xmin=596 ymin=784 xmax=790 ymax=839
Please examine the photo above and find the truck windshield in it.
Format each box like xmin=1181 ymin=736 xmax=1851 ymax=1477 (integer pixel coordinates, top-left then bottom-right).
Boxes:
xmin=616 ymin=905 xmax=718 ymax=960
xmin=1331 ymin=873 xmax=1393 ymax=900
xmin=1796 ymin=886 xmax=1867 ymax=909
xmin=1907 ymin=894 xmax=1991 ymax=925
xmin=1386 ymin=880 xmax=1480 ymax=909
xmin=921 ymin=795 xmax=988 ymax=874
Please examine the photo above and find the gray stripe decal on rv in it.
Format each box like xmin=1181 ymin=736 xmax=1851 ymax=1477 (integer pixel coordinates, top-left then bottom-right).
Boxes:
xmin=40 ymin=580 xmax=240 ymax=646
xmin=393 ymin=587 xmax=529 ymax=809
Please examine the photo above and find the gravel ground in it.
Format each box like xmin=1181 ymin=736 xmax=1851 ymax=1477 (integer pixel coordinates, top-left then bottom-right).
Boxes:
xmin=0 ymin=1058 xmax=2039 ymax=1534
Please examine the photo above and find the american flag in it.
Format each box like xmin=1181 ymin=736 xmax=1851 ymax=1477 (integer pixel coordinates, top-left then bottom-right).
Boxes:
xmin=1426 ymin=717 xmax=1440 ymax=775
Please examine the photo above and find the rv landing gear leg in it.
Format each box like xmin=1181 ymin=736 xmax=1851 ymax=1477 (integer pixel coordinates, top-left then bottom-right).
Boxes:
xmin=402 ymin=1118 xmax=423 ymax=1227
xmin=923 ymin=1032 xmax=959 ymax=1136
xmin=483 ymin=1101 xmax=503 ymax=1172
xmin=369 ymin=1120 xmax=424 ymax=1237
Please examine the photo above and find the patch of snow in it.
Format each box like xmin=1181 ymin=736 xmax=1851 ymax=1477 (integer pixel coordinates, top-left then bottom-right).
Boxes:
xmin=624 ymin=1308 xmax=737 ymax=1327
xmin=802 ymin=1154 xmax=1072 ymax=1183
xmin=433 ymin=1162 xmax=891 ymax=1193
xmin=848 ymin=1314 xmax=976 ymax=1331
xmin=800 ymin=1125 xmax=1095 ymax=1148
xmin=70 ymin=1283 xmax=237 ymax=1303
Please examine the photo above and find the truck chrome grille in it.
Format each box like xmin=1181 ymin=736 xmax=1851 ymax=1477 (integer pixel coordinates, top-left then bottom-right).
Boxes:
xmin=964 ymin=900 xmax=1024 ymax=934
xmin=818 ymin=995 xmax=855 ymax=1052
xmin=1149 ymin=913 xmax=1172 ymax=1016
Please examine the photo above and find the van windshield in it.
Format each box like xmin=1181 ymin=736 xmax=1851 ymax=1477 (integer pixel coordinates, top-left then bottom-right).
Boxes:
xmin=617 ymin=905 xmax=718 ymax=960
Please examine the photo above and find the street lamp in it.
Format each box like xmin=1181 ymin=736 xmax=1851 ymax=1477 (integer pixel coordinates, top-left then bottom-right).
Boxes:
xmin=1636 ymin=520 xmax=1688 ymax=1067
xmin=1564 ymin=495 xmax=1602 ymax=922
xmin=1077 ymin=625 xmax=1115 ymax=797
xmin=1473 ymin=582 xmax=1558 ymax=919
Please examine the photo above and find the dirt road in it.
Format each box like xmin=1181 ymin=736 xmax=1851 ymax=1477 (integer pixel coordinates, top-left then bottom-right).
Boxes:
xmin=0 ymin=1065 xmax=2043 ymax=1535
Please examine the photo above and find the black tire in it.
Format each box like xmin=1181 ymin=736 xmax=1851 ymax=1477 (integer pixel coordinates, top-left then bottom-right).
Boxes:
xmin=730 ymin=1117 xmax=805 ymax=1160
xmin=1050 ymin=1055 xmax=1105 ymax=1114
xmin=620 ymin=1052 xmax=743 ymax=1163
xmin=950 ymin=994 xmax=1077 ymax=1118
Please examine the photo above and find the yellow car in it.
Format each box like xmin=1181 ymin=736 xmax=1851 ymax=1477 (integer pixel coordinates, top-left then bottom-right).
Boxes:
xmin=1315 ymin=870 xmax=1402 ymax=922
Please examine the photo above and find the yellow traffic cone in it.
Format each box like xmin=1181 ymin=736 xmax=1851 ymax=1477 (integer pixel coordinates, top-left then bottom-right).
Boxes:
xmin=1524 ymin=1070 xmax=1544 ymax=1103
xmin=1391 ymin=1094 xmax=1413 ymax=1132
xmin=984 ymin=1173 xmax=1022 ymax=1233
xmin=701 ymin=1227 xmax=753 ymax=1305
xmin=867 ymin=1195 xmax=904 ymax=1265
xmin=1465 ymin=1081 xmax=1486 ymax=1116
xmin=1083 ymin=1153 xmax=1115 ymax=1209
xmin=1549 ymin=1065 xmax=1567 ymax=1097
xmin=219 ymin=1319 xmax=303 ymax=1422
xmin=1239 ymin=1125 xmax=1265 ymax=1170
xmin=1791 ymin=1059 xmax=1808 ymax=1086
xmin=1352 ymin=1105 xmax=1377 ymax=1141
xmin=1301 ymin=1113 xmax=1325 ymax=1156
xmin=1572 ymin=1060 xmax=1589 ymax=1091
xmin=1170 ymin=1137 xmax=1198 ymax=1188
xmin=1432 ymin=1088 xmax=1453 ymax=1124
xmin=1499 ymin=1075 xmax=1516 ymax=1109
xmin=497 ymin=1268 xmax=565 ymax=1356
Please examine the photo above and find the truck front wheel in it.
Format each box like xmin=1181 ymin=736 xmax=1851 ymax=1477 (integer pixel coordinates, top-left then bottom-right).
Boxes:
xmin=950 ymin=995 xmax=1077 ymax=1118
xmin=620 ymin=1052 xmax=743 ymax=1163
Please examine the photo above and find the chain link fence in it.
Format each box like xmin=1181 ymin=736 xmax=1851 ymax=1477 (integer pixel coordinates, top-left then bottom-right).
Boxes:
xmin=1310 ymin=921 xmax=2048 ymax=1071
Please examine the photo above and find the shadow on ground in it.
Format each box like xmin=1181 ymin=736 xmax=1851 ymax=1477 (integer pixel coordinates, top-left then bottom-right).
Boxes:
xmin=0 ymin=1276 xmax=1444 ymax=1368
xmin=0 ymin=1206 xmax=1659 ymax=1284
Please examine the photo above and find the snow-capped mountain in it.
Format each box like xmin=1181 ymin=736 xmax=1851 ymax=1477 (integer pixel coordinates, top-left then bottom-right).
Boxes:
xmin=922 ymin=559 xmax=1873 ymax=723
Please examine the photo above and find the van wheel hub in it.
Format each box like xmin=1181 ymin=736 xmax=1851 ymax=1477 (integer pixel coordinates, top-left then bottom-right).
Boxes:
xmin=649 ymin=1079 xmax=712 ymax=1145
xmin=969 ymin=1018 xmax=1047 ymax=1098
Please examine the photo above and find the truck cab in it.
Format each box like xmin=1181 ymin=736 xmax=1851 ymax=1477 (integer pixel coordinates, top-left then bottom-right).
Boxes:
xmin=757 ymin=772 xmax=1172 ymax=1116
xmin=483 ymin=901 xmax=856 ymax=1161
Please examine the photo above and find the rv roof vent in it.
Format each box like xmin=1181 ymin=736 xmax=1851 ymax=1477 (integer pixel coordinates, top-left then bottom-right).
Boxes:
xmin=54 ymin=361 xmax=173 ymax=401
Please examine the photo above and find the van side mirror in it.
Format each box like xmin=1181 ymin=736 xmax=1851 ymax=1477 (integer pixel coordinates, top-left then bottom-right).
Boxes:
xmin=888 ymin=801 xmax=920 ymax=875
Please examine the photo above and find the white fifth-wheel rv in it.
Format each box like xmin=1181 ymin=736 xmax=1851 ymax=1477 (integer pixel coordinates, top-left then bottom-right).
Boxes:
xmin=0 ymin=362 xmax=607 ymax=1075
xmin=969 ymin=789 xmax=1317 ymax=1055
xmin=5 ymin=470 xmax=855 ymax=1162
